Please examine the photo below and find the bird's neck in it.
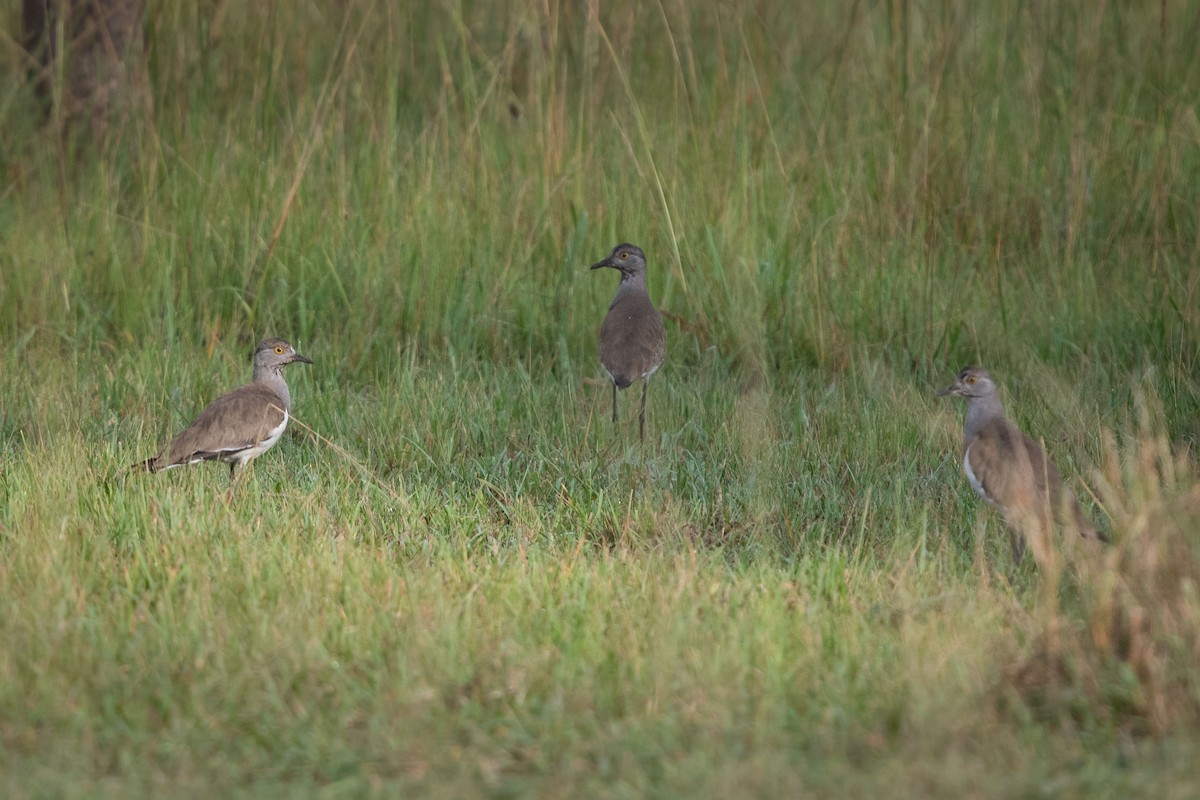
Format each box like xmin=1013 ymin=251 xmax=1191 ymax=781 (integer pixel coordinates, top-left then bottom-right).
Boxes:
xmin=253 ymin=366 xmax=292 ymax=412
xmin=964 ymin=394 xmax=1005 ymax=441
xmin=615 ymin=271 xmax=648 ymax=296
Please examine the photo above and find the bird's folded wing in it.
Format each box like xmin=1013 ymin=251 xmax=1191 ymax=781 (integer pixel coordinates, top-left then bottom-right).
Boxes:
xmin=160 ymin=384 xmax=288 ymax=466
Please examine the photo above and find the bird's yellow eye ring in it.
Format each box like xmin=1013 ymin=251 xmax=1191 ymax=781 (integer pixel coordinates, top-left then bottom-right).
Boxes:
xmin=275 ymin=346 xmax=285 ymax=355
xmin=966 ymin=375 xmax=976 ymax=384
xmin=618 ymin=251 xmax=629 ymax=259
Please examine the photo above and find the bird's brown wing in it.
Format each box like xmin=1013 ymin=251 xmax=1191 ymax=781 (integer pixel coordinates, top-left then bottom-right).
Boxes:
xmin=967 ymin=418 xmax=1041 ymax=511
xmin=971 ymin=419 xmax=1098 ymax=539
xmin=1018 ymin=430 xmax=1100 ymax=539
xmin=1017 ymin=430 xmax=1063 ymax=506
xmin=149 ymin=383 xmax=287 ymax=469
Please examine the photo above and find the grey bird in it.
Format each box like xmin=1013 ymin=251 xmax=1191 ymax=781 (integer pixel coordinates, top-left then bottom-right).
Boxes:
xmin=938 ymin=365 xmax=1102 ymax=566
xmin=591 ymin=243 xmax=667 ymax=443
xmin=136 ymin=338 xmax=313 ymax=483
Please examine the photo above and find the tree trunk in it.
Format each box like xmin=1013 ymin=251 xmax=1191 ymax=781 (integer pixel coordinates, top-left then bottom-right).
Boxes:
xmin=21 ymin=0 xmax=146 ymax=140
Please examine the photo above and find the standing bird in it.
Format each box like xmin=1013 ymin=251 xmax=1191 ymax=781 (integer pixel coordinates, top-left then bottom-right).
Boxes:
xmin=591 ymin=243 xmax=666 ymax=443
xmin=937 ymin=365 xmax=1102 ymax=567
xmin=135 ymin=338 xmax=313 ymax=485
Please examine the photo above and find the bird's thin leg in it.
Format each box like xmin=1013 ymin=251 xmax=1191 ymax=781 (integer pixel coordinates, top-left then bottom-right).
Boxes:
xmin=1009 ymin=529 xmax=1026 ymax=569
xmin=638 ymin=380 xmax=648 ymax=443
xmin=611 ymin=381 xmax=619 ymax=425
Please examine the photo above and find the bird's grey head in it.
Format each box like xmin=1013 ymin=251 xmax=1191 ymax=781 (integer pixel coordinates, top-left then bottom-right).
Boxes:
xmin=590 ymin=243 xmax=647 ymax=279
xmin=936 ymin=365 xmax=998 ymax=400
xmin=252 ymin=338 xmax=314 ymax=374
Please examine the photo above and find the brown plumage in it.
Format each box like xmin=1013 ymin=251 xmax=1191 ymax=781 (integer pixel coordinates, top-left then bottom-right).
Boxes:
xmin=136 ymin=338 xmax=313 ymax=483
xmin=938 ymin=365 xmax=1103 ymax=566
xmin=591 ymin=243 xmax=666 ymax=442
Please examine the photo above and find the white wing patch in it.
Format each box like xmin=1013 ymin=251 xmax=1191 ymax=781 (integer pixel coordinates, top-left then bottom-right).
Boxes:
xmin=964 ymin=442 xmax=995 ymax=505
xmin=223 ymin=409 xmax=289 ymax=467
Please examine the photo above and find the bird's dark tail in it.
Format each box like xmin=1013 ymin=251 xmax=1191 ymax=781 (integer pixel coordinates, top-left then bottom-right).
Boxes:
xmin=1072 ymin=499 xmax=1108 ymax=543
xmin=130 ymin=458 xmax=158 ymax=473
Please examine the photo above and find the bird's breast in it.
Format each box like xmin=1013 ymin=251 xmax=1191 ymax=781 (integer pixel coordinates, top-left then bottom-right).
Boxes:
xmin=963 ymin=442 xmax=995 ymax=505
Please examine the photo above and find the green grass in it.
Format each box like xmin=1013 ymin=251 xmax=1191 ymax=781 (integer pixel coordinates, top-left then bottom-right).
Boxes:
xmin=2 ymin=0 xmax=1200 ymax=795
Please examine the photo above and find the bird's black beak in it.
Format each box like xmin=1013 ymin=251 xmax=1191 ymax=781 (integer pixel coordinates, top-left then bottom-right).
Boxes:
xmin=590 ymin=257 xmax=612 ymax=270
xmin=292 ymin=353 xmax=314 ymax=365
xmin=935 ymin=383 xmax=958 ymax=397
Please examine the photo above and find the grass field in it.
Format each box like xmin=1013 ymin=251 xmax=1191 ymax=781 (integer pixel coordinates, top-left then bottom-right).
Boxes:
xmin=2 ymin=0 xmax=1200 ymax=796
